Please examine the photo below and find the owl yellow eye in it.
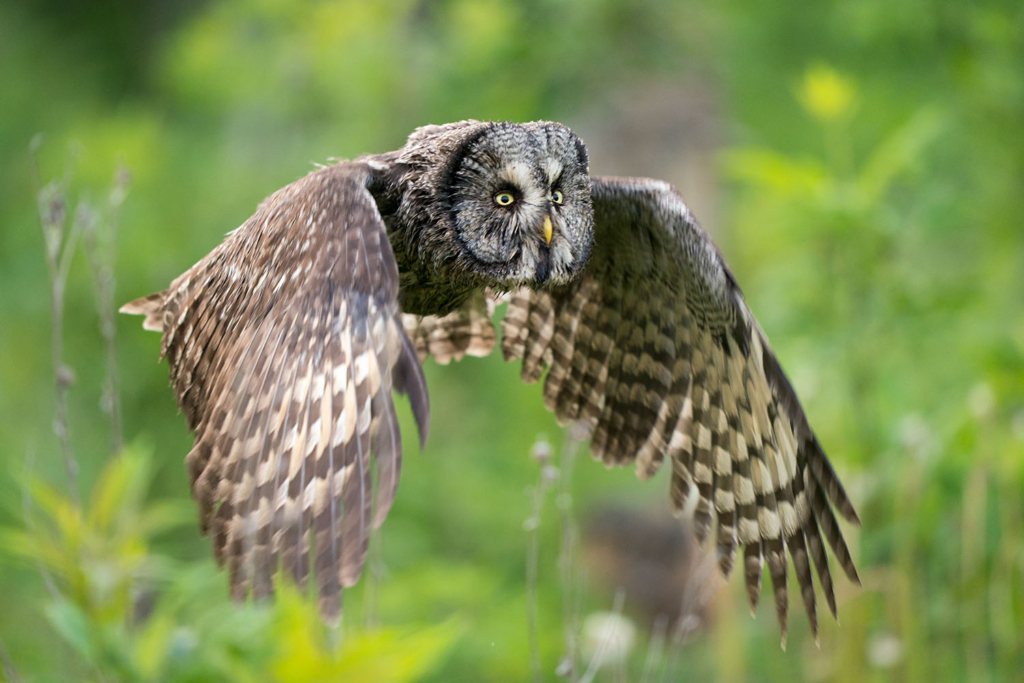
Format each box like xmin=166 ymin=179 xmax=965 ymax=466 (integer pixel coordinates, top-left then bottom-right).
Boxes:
xmin=494 ymin=192 xmax=515 ymax=206
xmin=551 ymin=189 xmax=564 ymax=204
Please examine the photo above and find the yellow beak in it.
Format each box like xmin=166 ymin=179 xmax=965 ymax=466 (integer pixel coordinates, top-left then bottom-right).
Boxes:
xmin=542 ymin=215 xmax=553 ymax=245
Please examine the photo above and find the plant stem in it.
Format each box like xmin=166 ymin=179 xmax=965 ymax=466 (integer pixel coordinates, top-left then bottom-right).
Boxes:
xmin=556 ymin=424 xmax=586 ymax=681
xmin=639 ymin=615 xmax=668 ymax=683
xmin=364 ymin=526 xmax=384 ymax=629
xmin=526 ymin=437 xmax=557 ymax=683
xmin=0 ymin=634 xmax=23 ymax=683
xmin=577 ymin=589 xmax=625 ymax=683
xmin=83 ymin=168 xmax=130 ymax=455
xmin=30 ymin=140 xmax=82 ymax=508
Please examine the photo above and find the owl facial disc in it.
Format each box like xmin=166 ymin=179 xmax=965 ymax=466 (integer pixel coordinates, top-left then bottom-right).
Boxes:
xmin=446 ymin=121 xmax=593 ymax=289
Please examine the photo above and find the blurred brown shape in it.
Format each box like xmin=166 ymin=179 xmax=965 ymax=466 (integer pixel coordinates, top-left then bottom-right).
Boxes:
xmin=582 ymin=503 xmax=725 ymax=637
xmin=572 ymin=79 xmax=721 ymax=231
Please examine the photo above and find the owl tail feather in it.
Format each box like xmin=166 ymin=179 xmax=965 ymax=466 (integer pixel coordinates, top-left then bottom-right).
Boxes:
xmin=120 ymin=291 xmax=167 ymax=332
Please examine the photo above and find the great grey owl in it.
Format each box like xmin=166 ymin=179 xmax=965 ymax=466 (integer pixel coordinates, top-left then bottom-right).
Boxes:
xmin=122 ymin=120 xmax=859 ymax=642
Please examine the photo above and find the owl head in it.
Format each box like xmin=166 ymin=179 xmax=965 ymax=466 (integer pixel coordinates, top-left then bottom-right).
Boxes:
xmin=435 ymin=121 xmax=594 ymax=289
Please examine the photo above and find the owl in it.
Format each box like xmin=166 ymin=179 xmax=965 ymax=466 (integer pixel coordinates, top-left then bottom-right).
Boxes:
xmin=122 ymin=120 xmax=859 ymax=643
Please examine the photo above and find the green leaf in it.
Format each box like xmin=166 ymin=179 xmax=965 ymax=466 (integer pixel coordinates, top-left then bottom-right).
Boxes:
xmin=0 ymin=527 xmax=39 ymax=560
xmin=859 ymin=107 xmax=945 ymax=202
xmin=331 ymin=619 xmax=462 ymax=683
xmin=0 ymin=527 xmax=69 ymax=571
xmin=720 ymin=148 xmax=828 ymax=196
xmin=87 ymin=444 xmax=152 ymax=532
xmin=44 ymin=600 xmax=96 ymax=663
xmin=270 ymin=619 xmax=463 ymax=683
xmin=26 ymin=478 xmax=81 ymax=543
xmin=133 ymin=612 xmax=174 ymax=680
xmin=264 ymin=581 xmax=461 ymax=682
xmin=135 ymin=500 xmax=196 ymax=536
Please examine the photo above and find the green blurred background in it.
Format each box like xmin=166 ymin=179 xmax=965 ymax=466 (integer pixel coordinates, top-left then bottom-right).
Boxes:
xmin=1 ymin=0 xmax=1023 ymax=681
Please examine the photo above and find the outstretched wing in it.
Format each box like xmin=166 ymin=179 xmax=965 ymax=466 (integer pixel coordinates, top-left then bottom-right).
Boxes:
xmin=121 ymin=163 xmax=429 ymax=623
xmin=501 ymin=176 xmax=860 ymax=645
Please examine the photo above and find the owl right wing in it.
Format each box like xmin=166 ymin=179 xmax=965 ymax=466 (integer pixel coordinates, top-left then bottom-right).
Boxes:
xmin=121 ymin=163 xmax=429 ymax=623
xmin=417 ymin=176 xmax=860 ymax=645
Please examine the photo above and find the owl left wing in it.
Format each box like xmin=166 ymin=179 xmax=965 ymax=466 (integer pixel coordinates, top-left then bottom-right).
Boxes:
xmin=501 ymin=176 xmax=860 ymax=644
xmin=121 ymin=163 xmax=429 ymax=623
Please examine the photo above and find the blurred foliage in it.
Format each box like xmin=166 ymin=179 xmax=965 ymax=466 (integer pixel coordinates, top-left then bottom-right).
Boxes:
xmin=1 ymin=0 xmax=1023 ymax=681
xmin=0 ymin=467 xmax=462 ymax=683
xmin=0 ymin=445 xmax=190 ymax=620
xmin=1 ymin=450 xmax=458 ymax=682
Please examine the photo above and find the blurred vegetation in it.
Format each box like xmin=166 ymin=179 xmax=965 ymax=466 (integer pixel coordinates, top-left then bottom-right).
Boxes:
xmin=1 ymin=0 xmax=1022 ymax=681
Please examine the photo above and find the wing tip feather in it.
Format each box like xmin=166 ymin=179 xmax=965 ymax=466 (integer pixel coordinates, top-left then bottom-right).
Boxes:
xmin=395 ymin=324 xmax=430 ymax=450
xmin=120 ymin=291 xmax=166 ymax=331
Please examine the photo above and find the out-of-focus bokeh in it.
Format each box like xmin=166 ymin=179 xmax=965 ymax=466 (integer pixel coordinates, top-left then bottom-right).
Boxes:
xmin=1 ymin=1 xmax=1022 ymax=681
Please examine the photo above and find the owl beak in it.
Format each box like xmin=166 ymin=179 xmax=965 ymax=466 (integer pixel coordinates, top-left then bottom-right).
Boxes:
xmin=542 ymin=214 xmax=553 ymax=245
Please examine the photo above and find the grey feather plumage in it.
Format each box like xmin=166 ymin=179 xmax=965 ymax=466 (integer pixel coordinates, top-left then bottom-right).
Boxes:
xmin=123 ymin=120 xmax=859 ymax=642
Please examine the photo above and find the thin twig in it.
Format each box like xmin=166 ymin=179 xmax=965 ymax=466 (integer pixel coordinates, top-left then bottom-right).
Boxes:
xmin=578 ymin=589 xmax=626 ymax=683
xmin=0 ymin=634 xmax=23 ymax=683
xmin=640 ymin=615 xmax=669 ymax=683
xmin=556 ymin=423 xmax=586 ymax=681
xmin=660 ymin=629 xmax=683 ymax=683
xmin=526 ymin=437 xmax=557 ymax=683
xmin=364 ymin=525 xmax=385 ymax=629
xmin=29 ymin=138 xmax=82 ymax=507
xmin=82 ymin=166 xmax=130 ymax=454
xmin=660 ymin=586 xmax=707 ymax=683
xmin=680 ymin=549 xmax=719 ymax=638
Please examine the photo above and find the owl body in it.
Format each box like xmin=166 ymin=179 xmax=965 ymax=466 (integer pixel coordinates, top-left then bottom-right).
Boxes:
xmin=123 ymin=120 xmax=859 ymax=643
